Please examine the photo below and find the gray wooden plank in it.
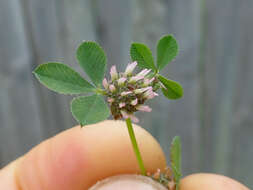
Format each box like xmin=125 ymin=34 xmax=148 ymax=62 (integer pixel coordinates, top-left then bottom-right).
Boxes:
xmin=164 ymin=0 xmax=202 ymax=175
xmin=0 ymin=0 xmax=43 ymax=167
xmin=56 ymin=0 xmax=97 ymax=68
xmin=204 ymin=0 xmax=242 ymax=174
xmin=54 ymin=0 xmax=97 ymax=89
xmin=196 ymin=0 xmax=212 ymax=173
xmin=131 ymin=0 xmax=172 ymax=160
xmin=96 ymin=0 xmax=132 ymax=71
xmin=53 ymin=0 xmax=101 ymax=128
xmin=22 ymin=0 xmax=76 ymax=137
xmin=132 ymin=0 xmax=202 ymax=176
xmin=53 ymin=0 xmax=98 ymax=127
xmin=228 ymin=1 xmax=253 ymax=187
xmin=23 ymin=0 xmax=109 ymax=134
xmin=203 ymin=0 xmax=253 ymax=187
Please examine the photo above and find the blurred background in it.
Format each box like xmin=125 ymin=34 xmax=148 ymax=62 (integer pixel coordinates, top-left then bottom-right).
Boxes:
xmin=0 ymin=0 xmax=252 ymax=188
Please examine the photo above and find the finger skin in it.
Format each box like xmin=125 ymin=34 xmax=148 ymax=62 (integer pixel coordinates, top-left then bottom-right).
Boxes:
xmin=0 ymin=120 xmax=166 ymax=190
xmin=180 ymin=173 xmax=250 ymax=190
xmin=0 ymin=120 xmax=250 ymax=190
xmin=0 ymin=159 xmax=22 ymax=190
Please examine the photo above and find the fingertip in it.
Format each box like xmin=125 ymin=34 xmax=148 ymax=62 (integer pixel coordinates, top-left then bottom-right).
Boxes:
xmin=0 ymin=158 xmax=23 ymax=190
xmin=15 ymin=120 xmax=166 ymax=190
xmin=180 ymin=173 xmax=249 ymax=190
xmin=16 ymin=127 xmax=92 ymax=190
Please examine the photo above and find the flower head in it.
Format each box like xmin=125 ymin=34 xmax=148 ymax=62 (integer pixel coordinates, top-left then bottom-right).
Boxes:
xmin=120 ymin=110 xmax=130 ymax=119
xmin=134 ymin=87 xmax=152 ymax=94
xmin=129 ymin=75 xmax=144 ymax=84
xmin=136 ymin=105 xmax=152 ymax=112
xmin=125 ymin=61 xmax=137 ymax=76
xmin=143 ymin=77 xmax=155 ymax=87
xmin=102 ymin=62 xmax=159 ymax=122
xmin=107 ymin=97 xmax=114 ymax=103
xmin=143 ymin=89 xmax=158 ymax=100
xmin=109 ymin=84 xmax=116 ymax=93
xmin=129 ymin=114 xmax=139 ymax=123
xmin=121 ymin=91 xmax=132 ymax=96
xmin=103 ymin=78 xmax=109 ymax=89
xmin=118 ymin=77 xmax=127 ymax=86
xmin=119 ymin=102 xmax=126 ymax=108
xmin=136 ymin=69 xmax=151 ymax=78
xmin=120 ymin=110 xmax=139 ymax=123
xmin=110 ymin=65 xmax=118 ymax=81
xmin=131 ymin=98 xmax=138 ymax=106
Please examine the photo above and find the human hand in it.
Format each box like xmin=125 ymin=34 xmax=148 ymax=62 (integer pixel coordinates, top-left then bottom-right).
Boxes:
xmin=0 ymin=120 xmax=249 ymax=190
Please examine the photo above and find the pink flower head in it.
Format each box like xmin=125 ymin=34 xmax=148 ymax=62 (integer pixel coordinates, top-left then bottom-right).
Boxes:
xmin=143 ymin=89 xmax=159 ymax=99
xmin=129 ymin=114 xmax=139 ymax=123
xmin=136 ymin=105 xmax=152 ymax=112
xmin=121 ymin=91 xmax=132 ymax=96
xmin=131 ymin=98 xmax=138 ymax=106
xmin=143 ymin=77 xmax=155 ymax=86
xmin=125 ymin=61 xmax=137 ymax=76
xmin=103 ymin=78 xmax=109 ymax=89
xmin=107 ymin=97 xmax=114 ymax=103
xmin=136 ymin=69 xmax=151 ymax=78
xmin=109 ymin=84 xmax=116 ymax=92
xmin=118 ymin=77 xmax=127 ymax=86
xmin=120 ymin=110 xmax=130 ymax=119
xmin=121 ymin=110 xmax=139 ymax=123
xmin=129 ymin=75 xmax=144 ymax=84
xmin=134 ymin=87 xmax=152 ymax=94
xmin=110 ymin=65 xmax=118 ymax=81
xmin=149 ymin=77 xmax=155 ymax=83
xmin=119 ymin=102 xmax=126 ymax=108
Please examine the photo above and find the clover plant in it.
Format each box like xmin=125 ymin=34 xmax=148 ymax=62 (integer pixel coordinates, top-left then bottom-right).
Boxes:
xmin=33 ymin=35 xmax=183 ymax=190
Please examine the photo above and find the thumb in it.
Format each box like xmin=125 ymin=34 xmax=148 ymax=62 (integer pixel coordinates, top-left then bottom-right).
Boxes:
xmin=180 ymin=173 xmax=249 ymax=190
xmin=0 ymin=120 xmax=166 ymax=190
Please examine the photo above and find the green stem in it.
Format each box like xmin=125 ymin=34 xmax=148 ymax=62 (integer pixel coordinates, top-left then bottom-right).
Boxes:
xmin=94 ymin=88 xmax=107 ymax=95
xmin=125 ymin=118 xmax=146 ymax=175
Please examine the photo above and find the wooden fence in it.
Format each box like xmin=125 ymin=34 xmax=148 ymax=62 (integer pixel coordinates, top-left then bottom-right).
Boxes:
xmin=0 ymin=0 xmax=252 ymax=188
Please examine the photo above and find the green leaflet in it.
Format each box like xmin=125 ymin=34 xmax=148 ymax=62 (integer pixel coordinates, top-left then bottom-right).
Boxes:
xmin=71 ymin=95 xmax=110 ymax=126
xmin=158 ymin=75 xmax=183 ymax=99
xmin=33 ymin=62 xmax=94 ymax=94
xmin=76 ymin=41 xmax=107 ymax=87
xmin=157 ymin=35 xmax=178 ymax=70
xmin=130 ymin=43 xmax=156 ymax=71
xmin=170 ymin=136 xmax=182 ymax=190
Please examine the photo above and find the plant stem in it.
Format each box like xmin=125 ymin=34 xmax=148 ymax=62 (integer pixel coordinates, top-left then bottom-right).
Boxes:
xmin=125 ymin=118 xmax=146 ymax=175
xmin=94 ymin=88 xmax=107 ymax=95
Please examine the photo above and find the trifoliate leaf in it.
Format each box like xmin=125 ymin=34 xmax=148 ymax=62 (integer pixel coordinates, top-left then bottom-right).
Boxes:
xmin=170 ymin=136 xmax=182 ymax=190
xmin=33 ymin=62 xmax=95 ymax=94
xmin=76 ymin=41 xmax=107 ymax=87
xmin=158 ymin=75 xmax=183 ymax=99
xmin=157 ymin=35 xmax=178 ymax=70
xmin=130 ymin=43 xmax=156 ymax=71
xmin=71 ymin=95 xmax=110 ymax=126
